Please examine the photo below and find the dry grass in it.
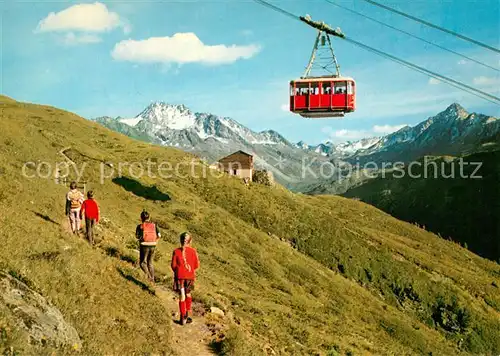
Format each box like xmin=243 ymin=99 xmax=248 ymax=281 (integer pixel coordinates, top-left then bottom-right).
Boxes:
xmin=0 ymin=96 xmax=499 ymax=355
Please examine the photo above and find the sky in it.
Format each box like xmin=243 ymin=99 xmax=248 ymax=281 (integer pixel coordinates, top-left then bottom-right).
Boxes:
xmin=2 ymin=0 xmax=500 ymax=144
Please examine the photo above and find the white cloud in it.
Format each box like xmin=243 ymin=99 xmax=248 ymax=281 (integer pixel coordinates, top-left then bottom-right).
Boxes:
xmin=458 ymin=59 xmax=467 ymax=65
xmin=63 ymin=32 xmax=102 ymax=45
xmin=322 ymin=127 xmax=370 ymax=140
xmin=473 ymin=76 xmax=500 ymax=86
xmin=334 ymin=129 xmax=367 ymax=139
xmin=280 ymin=103 xmax=289 ymax=112
xmin=428 ymin=77 xmax=441 ymax=85
xmin=36 ymin=2 xmax=128 ymax=34
xmin=111 ymin=33 xmax=261 ymax=65
xmin=373 ymin=124 xmax=407 ymax=134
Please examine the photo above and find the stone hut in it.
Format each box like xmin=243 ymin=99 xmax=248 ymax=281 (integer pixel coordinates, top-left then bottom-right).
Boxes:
xmin=218 ymin=150 xmax=254 ymax=181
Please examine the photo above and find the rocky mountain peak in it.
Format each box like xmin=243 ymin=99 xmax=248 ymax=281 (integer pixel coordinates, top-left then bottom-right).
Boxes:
xmin=441 ymin=103 xmax=469 ymax=120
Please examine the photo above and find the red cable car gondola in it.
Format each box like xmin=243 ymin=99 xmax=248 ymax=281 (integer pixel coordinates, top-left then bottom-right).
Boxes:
xmin=290 ymin=16 xmax=356 ymax=119
xmin=290 ymin=76 xmax=356 ymax=118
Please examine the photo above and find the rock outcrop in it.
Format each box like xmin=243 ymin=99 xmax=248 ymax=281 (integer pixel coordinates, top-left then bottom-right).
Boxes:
xmin=252 ymin=170 xmax=274 ymax=186
xmin=0 ymin=271 xmax=81 ymax=348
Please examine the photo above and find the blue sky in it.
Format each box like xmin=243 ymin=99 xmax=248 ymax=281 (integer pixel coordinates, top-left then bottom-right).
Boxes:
xmin=2 ymin=0 xmax=499 ymax=144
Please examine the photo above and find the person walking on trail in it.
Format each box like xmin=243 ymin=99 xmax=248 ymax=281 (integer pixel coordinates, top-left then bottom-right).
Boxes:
xmin=66 ymin=181 xmax=84 ymax=234
xmin=79 ymin=191 xmax=99 ymax=245
xmin=171 ymin=232 xmax=200 ymax=325
xmin=136 ymin=210 xmax=161 ymax=283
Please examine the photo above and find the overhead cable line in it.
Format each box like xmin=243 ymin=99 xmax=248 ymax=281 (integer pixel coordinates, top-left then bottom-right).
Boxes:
xmin=344 ymin=37 xmax=500 ymax=105
xmin=253 ymin=0 xmax=300 ymax=22
xmin=324 ymin=0 xmax=499 ymax=72
xmin=361 ymin=0 xmax=500 ymax=54
xmin=252 ymin=0 xmax=500 ymax=105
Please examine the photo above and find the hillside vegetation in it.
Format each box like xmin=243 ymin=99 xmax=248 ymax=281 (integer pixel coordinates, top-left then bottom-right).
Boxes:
xmin=0 ymin=95 xmax=499 ymax=355
xmin=342 ymin=153 xmax=500 ymax=262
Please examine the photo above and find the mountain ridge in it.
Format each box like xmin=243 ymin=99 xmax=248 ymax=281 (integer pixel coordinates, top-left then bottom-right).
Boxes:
xmin=94 ymin=102 xmax=499 ymax=192
xmin=94 ymin=102 xmax=328 ymax=188
xmin=300 ymin=103 xmax=498 ymax=160
xmin=96 ymin=102 xmax=498 ymax=160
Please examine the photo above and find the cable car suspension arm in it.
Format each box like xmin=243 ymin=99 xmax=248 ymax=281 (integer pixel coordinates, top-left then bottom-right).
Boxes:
xmin=299 ymin=15 xmax=345 ymax=39
xmin=302 ymin=30 xmax=341 ymax=78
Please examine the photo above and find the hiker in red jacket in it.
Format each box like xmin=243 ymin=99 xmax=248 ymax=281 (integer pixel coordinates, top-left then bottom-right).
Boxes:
xmin=171 ymin=232 xmax=200 ymax=325
xmin=79 ymin=190 xmax=99 ymax=245
xmin=136 ymin=210 xmax=161 ymax=282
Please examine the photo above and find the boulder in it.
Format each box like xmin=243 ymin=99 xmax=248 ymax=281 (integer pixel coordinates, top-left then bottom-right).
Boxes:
xmin=210 ymin=307 xmax=225 ymax=317
xmin=0 ymin=271 xmax=81 ymax=348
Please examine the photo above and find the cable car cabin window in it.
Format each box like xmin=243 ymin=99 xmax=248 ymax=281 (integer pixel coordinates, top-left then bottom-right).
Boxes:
xmin=334 ymin=82 xmax=347 ymax=94
xmin=310 ymin=83 xmax=320 ymax=95
xmin=347 ymin=81 xmax=353 ymax=95
xmin=295 ymin=83 xmax=309 ymax=96
xmin=322 ymin=82 xmax=332 ymax=95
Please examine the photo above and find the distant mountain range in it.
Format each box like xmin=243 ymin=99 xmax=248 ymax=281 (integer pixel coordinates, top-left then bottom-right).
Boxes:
xmin=298 ymin=103 xmax=499 ymax=163
xmin=302 ymin=103 xmax=499 ymax=194
xmin=93 ymin=102 xmax=499 ymax=190
xmin=94 ymin=102 xmax=329 ymax=189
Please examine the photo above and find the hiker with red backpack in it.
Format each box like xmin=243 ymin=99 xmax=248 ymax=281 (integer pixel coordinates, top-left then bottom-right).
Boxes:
xmin=66 ymin=181 xmax=85 ymax=234
xmin=79 ymin=190 xmax=99 ymax=245
xmin=171 ymin=232 xmax=200 ymax=325
xmin=136 ymin=210 xmax=161 ymax=282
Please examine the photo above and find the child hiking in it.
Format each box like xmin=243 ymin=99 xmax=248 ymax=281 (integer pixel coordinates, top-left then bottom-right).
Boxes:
xmin=135 ymin=210 xmax=161 ymax=282
xmin=66 ymin=181 xmax=84 ymax=234
xmin=171 ymin=232 xmax=200 ymax=325
xmin=79 ymin=191 xmax=99 ymax=245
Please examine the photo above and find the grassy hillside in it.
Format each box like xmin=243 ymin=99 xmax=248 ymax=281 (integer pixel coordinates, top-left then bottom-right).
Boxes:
xmin=1 ymin=95 xmax=499 ymax=355
xmin=342 ymin=153 xmax=500 ymax=262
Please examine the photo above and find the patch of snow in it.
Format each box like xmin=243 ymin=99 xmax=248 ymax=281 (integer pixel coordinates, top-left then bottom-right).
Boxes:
xmin=295 ymin=141 xmax=309 ymax=149
xmin=119 ymin=117 xmax=143 ymax=127
xmin=251 ymin=140 xmax=278 ymax=145
xmin=138 ymin=102 xmax=196 ymax=130
xmin=216 ymin=137 xmax=229 ymax=144
xmin=334 ymin=137 xmax=381 ymax=155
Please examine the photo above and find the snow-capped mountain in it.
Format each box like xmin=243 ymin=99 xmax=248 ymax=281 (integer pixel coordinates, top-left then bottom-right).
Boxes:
xmin=94 ymin=102 xmax=329 ymax=189
xmin=113 ymin=102 xmax=290 ymax=148
xmin=94 ymin=102 xmax=499 ymax=191
xmin=302 ymin=104 xmax=500 ymax=196
xmin=294 ymin=141 xmax=309 ymax=150
xmin=299 ymin=103 xmax=499 ymax=164
xmin=329 ymin=137 xmax=382 ymax=156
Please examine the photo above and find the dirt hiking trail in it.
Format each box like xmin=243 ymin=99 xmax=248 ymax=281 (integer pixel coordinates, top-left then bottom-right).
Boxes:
xmin=155 ymin=287 xmax=216 ymax=356
xmin=60 ymin=217 xmax=217 ymax=355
